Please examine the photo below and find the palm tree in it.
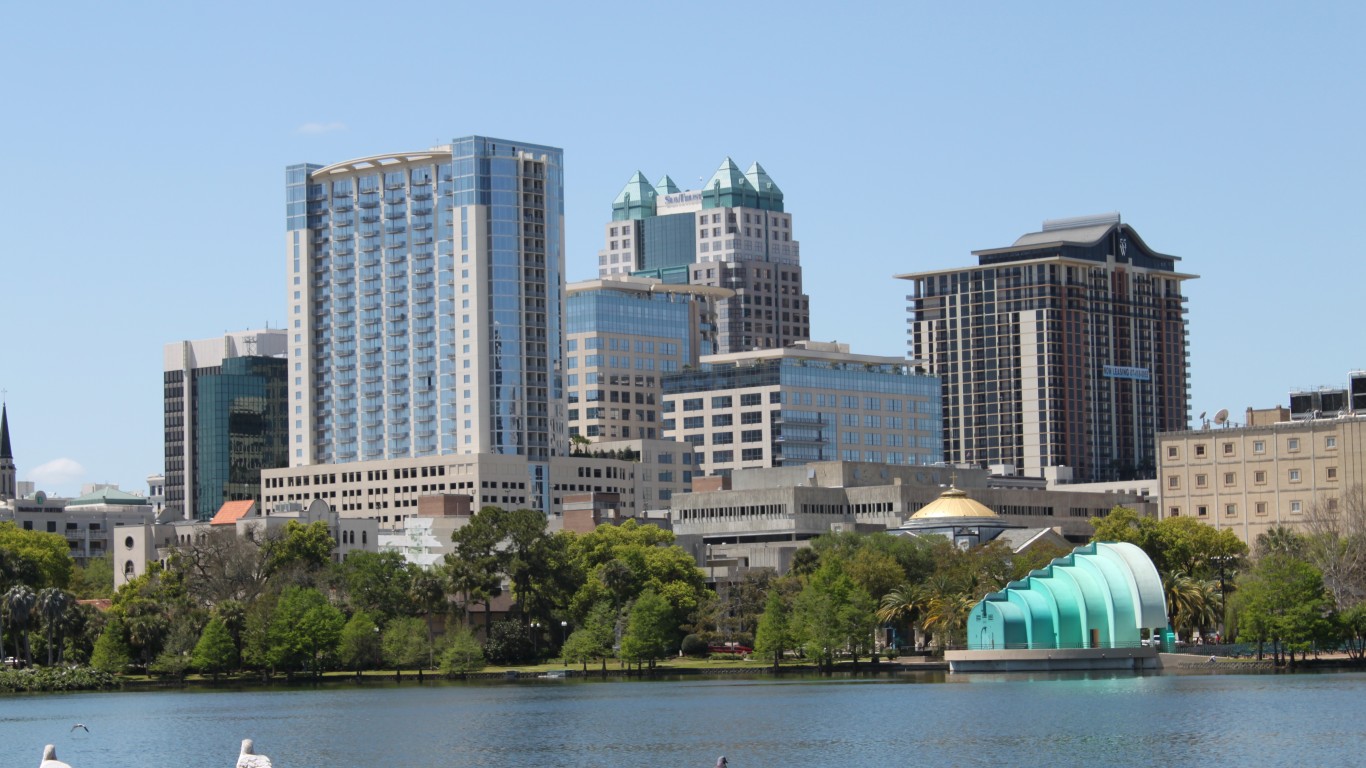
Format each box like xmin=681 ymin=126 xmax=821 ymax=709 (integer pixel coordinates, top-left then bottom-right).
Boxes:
xmin=36 ymin=588 xmax=74 ymax=665
xmin=1164 ymin=571 xmax=1216 ymax=641
xmin=3 ymin=585 xmax=36 ymax=666
xmin=877 ymin=583 xmax=926 ymax=650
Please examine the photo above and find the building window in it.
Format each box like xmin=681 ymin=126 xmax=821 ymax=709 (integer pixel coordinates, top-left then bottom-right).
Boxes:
xmin=1169 ymin=507 xmax=1181 ymax=517
xmin=1197 ymin=505 xmax=1208 ymax=517
xmin=1196 ymin=474 xmax=1207 ymax=489
xmin=1290 ymin=500 xmax=1303 ymax=514
xmin=1289 ymin=469 xmax=1301 ymax=483
xmin=1255 ymin=501 xmax=1268 ymax=516
xmin=1288 ymin=437 xmax=1300 ymax=452
xmin=1167 ymin=445 xmax=1178 ymax=459
xmin=1224 ymin=472 xmax=1235 ymax=486
xmin=1254 ymin=471 xmax=1267 ymax=485
xmin=1194 ymin=444 xmax=1207 ymax=457
xmin=1225 ymin=504 xmax=1237 ymax=517
xmin=1327 ymin=466 xmax=1338 ymax=480
xmin=1222 ymin=443 xmax=1234 ymax=456
xmin=1168 ymin=475 xmax=1180 ymax=489
xmin=1326 ymin=436 xmax=1338 ymax=449
xmin=1253 ymin=440 xmax=1265 ymax=454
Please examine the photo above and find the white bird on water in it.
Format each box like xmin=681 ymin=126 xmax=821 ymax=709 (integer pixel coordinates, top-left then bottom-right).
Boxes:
xmin=39 ymin=744 xmax=72 ymax=768
xmin=237 ymin=739 xmax=273 ymax=768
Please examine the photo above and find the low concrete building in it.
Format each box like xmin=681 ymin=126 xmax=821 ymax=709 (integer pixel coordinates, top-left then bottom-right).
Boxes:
xmin=2 ymin=488 xmax=154 ymax=565
xmin=669 ymin=461 xmax=1154 ymax=577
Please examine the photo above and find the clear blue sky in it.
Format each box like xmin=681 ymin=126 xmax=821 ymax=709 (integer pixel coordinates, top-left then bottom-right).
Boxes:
xmin=1 ymin=1 xmax=1362 ymax=497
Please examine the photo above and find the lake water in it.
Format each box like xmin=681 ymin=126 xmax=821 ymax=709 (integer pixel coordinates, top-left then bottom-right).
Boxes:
xmin=4 ymin=670 xmax=1364 ymax=767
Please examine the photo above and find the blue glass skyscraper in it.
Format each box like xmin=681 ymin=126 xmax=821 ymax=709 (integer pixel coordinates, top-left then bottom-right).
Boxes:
xmin=287 ymin=137 xmax=566 ymax=483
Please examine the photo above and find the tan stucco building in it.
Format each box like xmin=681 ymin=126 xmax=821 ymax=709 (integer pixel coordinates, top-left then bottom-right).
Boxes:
xmin=1157 ymin=412 xmax=1366 ymax=545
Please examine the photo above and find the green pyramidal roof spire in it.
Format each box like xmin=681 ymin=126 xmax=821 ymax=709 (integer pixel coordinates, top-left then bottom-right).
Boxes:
xmin=744 ymin=162 xmax=784 ymax=211
xmin=703 ymin=157 xmax=783 ymax=211
xmin=655 ymin=175 xmax=681 ymax=195
xmin=0 ymin=403 xmax=11 ymax=461
xmin=612 ymin=171 xmax=657 ymax=221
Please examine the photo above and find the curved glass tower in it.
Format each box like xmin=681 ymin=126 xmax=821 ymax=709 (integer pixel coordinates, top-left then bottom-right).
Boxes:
xmin=286 ymin=137 xmax=566 ymax=478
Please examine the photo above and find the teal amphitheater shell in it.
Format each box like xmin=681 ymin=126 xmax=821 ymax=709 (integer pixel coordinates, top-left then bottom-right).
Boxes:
xmin=966 ymin=542 xmax=1167 ymax=650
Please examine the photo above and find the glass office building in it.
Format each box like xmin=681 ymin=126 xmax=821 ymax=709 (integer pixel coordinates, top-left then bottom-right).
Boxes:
xmin=287 ymin=137 xmax=567 ymax=494
xmin=194 ymin=356 xmax=288 ymax=520
xmin=565 ymin=277 xmax=728 ymax=441
xmin=661 ymin=342 xmax=942 ymax=476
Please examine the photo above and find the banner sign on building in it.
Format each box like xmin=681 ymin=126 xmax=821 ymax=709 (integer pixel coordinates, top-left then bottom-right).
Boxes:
xmin=1103 ymin=365 xmax=1150 ymax=381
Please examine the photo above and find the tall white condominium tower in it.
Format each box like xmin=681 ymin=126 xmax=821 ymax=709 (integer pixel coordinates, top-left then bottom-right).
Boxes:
xmin=286 ymin=137 xmax=566 ymax=474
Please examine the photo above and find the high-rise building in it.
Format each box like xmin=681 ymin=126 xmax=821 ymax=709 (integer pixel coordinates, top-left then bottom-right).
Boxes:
xmin=287 ymin=137 xmax=566 ymax=471
xmin=661 ymin=341 xmax=942 ymax=476
xmin=898 ymin=213 xmax=1195 ymax=483
xmin=597 ymin=159 xmax=809 ymax=353
xmin=565 ymin=276 xmax=731 ymax=441
xmin=163 ymin=330 xmax=288 ymax=520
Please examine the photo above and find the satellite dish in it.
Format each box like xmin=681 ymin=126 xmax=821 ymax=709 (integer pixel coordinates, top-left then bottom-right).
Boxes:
xmin=1199 ymin=411 xmax=1207 ymax=420
xmin=1214 ymin=409 xmax=1229 ymax=426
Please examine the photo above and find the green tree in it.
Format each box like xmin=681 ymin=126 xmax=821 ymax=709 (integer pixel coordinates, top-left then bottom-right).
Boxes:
xmin=265 ymin=520 xmax=336 ymax=578
xmin=35 ymin=587 xmax=74 ymax=665
xmin=447 ymin=507 xmax=508 ymax=632
xmin=619 ymin=589 xmax=675 ymax=670
xmin=382 ymin=616 xmax=430 ymax=674
xmin=337 ymin=611 xmax=382 ymax=672
xmin=4 ymin=584 xmax=36 ymax=665
xmin=339 ymin=551 xmax=415 ymax=623
xmin=89 ymin=617 xmax=132 ymax=674
xmin=191 ymin=617 xmax=238 ymax=679
xmin=753 ymin=586 xmax=797 ymax=671
xmin=561 ymin=601 xmax=615 ymax=672
xmin=1233 ymin=553 xmax=1332 ymax=666
xmin=69 ymin=555 xmax=114 ymax=599
xmin=439 ymin=626 xmax=486 ymax=675
xmin=793 ymin=560 xmax=876 ymax=670
xmin=567 ymin=520 xmax=706 ymax=636
xmin=0 ymin=521 xmax=73 ymax=589
xmin=267 ymin=587 xmax=344 ymax=677
xmin=483 ymin=619 xmax=533 ymax=666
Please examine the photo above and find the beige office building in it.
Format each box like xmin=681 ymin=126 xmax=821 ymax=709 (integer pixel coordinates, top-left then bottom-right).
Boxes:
xmin=260 ymin=447 xmax=697 ymax=531
xmin=1157 ymin=412 xmax=1366 ymax=545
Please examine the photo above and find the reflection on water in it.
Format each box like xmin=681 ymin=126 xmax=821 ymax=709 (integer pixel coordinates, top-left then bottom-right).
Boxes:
xmin=3 ymin=671 xmax=1364 ymax=768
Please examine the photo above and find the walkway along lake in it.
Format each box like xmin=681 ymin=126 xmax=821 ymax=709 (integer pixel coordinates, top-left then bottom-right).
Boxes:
xmin=4 ymin=670 xmax=1365 ymax=768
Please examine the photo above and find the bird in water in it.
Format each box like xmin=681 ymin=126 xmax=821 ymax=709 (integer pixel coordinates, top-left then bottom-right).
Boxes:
xmin=39 ymin=744 xmax=72 ymax=768
xmin=237 ymin=739 xmax=273 ymax=768
xmin=716 ymin=757 xmax=728 ymax=768
xmin=70 ymin=724 xmax=88 ymax=733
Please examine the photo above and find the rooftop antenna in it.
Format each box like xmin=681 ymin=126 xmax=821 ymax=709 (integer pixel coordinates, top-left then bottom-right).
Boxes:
xmin=1214 ymin=408 xmax=1229 ymax=428
xmin=1199 ymin=411 xmax=1209 ymax=430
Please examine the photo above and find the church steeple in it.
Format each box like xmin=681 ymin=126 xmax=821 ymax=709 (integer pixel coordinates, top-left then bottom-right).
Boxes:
xmin=1 ymin=403 xmax=12 ymax=461
xmin=0 ymin=402 xmax=14 ymax=501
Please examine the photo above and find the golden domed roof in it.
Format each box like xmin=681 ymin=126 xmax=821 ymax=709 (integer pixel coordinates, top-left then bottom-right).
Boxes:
xmin=908 ymin=486 xmax=998 ymax=520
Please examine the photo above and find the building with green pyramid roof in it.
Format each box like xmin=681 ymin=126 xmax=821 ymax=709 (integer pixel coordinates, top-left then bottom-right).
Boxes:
xmin=598 ymin=157 xmax=808 ymax=353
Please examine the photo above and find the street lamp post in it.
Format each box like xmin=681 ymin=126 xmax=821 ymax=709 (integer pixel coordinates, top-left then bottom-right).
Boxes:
xmin=560 ymin=620 xmax=568 ymax=646
xmin=531 ymin=622 xmax=540 ymax=658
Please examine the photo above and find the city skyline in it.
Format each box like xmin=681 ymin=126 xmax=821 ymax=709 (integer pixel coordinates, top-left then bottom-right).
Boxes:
xmin=2 ymin=2 xmax=1363 ymax=496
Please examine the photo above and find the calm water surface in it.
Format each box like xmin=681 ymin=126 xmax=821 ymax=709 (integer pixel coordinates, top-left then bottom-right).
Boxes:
xmin=3 ymin=671 xmax=1362 ymax=767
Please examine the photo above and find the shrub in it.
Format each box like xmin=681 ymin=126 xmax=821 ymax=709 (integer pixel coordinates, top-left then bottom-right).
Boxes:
xmin=680 ymin=634 xmax=708 ymax=657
